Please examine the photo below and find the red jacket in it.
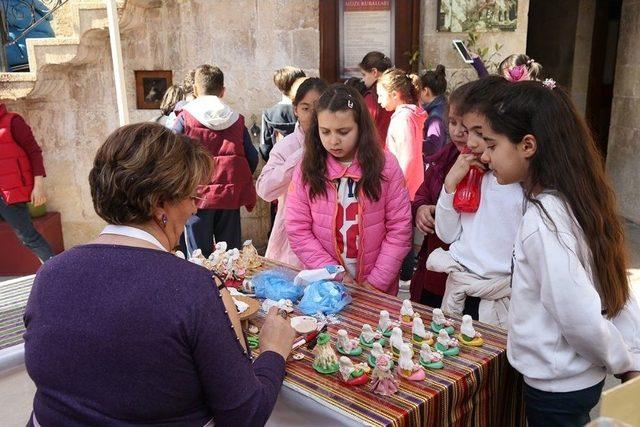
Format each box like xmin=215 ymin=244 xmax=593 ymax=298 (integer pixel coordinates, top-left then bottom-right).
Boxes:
xmin=181 ymin=108 xmax=256 ymax=211
xmin=0 ymin=104 xmax=34 ymax=205
xmin=363 ymin=85 xmax=393 ymax=146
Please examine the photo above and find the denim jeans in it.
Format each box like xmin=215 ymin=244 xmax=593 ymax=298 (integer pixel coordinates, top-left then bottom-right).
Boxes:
xmin=0 ymin=199 xmax=54 ymax=262
xmin=524 ymin=379 xmax=604 ymax=427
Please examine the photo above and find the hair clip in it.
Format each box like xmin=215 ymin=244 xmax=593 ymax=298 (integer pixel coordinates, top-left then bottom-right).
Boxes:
xmin=347 ymin=99 xmax=354 ymax=109
xmin=497 ymin=102 xmax=506 ymax=115
xmin=527 ymin=58 xmax=535 ymax=65
xmin=506 ymin=65 xmax=530 ymax=82
xmin=542 ymin=78 xmax=557 ymax=90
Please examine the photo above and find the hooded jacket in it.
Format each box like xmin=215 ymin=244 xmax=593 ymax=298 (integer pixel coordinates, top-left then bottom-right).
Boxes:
xmin=177 ymin=96 xmax=256 ymax=211
xmin=385 ymin=104 xmax=428 ymax=201
xmin=285 ymin=151 xmax=412 ymax=295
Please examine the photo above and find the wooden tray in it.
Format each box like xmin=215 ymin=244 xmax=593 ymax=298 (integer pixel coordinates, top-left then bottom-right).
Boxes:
xmin=233 ymin=295 xmax=260 ymax=321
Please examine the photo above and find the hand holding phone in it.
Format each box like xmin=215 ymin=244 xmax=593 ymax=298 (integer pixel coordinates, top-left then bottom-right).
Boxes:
xmin=452 ymin=39 xmax=474 ymax=64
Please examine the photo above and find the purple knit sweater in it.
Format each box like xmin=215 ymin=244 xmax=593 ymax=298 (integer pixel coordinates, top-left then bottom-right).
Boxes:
xmin=24 ymin=244 xmax=285 ymax=426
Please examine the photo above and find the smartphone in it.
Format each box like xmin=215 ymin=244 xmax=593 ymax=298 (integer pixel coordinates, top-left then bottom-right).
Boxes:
xmin=452 ymin=39 xmax=474 ymax=64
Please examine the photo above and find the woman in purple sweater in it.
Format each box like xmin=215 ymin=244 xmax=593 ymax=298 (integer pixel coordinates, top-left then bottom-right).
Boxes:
xmin=23 ymin=123 xmax=295 ymax=426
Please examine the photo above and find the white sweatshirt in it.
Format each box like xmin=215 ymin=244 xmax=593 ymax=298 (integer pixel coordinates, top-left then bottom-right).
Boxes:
xmin=435 ymin=172 xmax=523 ymax=278
xmin=508 ymin=192 xmax=640 ymax=392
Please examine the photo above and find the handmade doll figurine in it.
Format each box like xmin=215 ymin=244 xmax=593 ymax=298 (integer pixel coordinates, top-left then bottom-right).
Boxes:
xmin=368 ymin=341 xmax=394 ymax=368
xmin=435 ymin=329 xmax=460 ymax=356
xmin=389 ymin=327 xmax=404 ymax=356
xmin=400 ymin=299 xmax=418 ymax=324
xmin=430 ymin=308 xmax=455 ymax=335
xmin=377 ymin=310 xmax=394 ymax=337
xmin=359 ymin=324 xmax=384 ymax=348
xmin=397 ymin=343 xmax=426 ymax=381
xmin=239 ymin=239 xmax=262 ymax=270
xmin=312 ymin=332 xmax=340 ymax=374
xmin=338 ymin=356 xmax=369 ymax=386
xmin=457 ymin=314 xmax=484 ymax=346
xmin=370 ymin=354 xmax=399 ymax=396
xmin=419 ymin=343 xmax=444 ymax=369
xmin=411 ymin=317 xmax=434 ymax=345
xmin=336 ymin=329 xmax=363 ymax=356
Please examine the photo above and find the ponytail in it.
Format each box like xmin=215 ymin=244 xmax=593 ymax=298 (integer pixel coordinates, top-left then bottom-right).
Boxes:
xmin=420 ymin=64 xmax=447 ymax=96
xmin=378 ymin=68 xmax=420 ymax=104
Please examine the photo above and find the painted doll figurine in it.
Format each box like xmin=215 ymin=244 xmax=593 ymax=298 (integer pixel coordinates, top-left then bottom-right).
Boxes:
xmin=457 ymin=314 xmax=484 ymax=346
xmin=368 ymin=341 xmax=394 ymax=368
xmin=239 ymin=239 xmax=262 ymax=269
xmin=419 ymin=343 xmax=444 ymax=369
xmin=397 ymin=343 xmax=426 ymax=381
xmin=377 ymin=310 xmax=394 ymax=337
xmin=360 ymin=324 xmax=384 ymax=348
xmin=435 ymin=329 xmax=460 ymax=356
xmin=411 ymin=317 xmax=434 ymax=345
xmin=389 ymin=327 xmax=404 ymax=356
xmin=312 ymin=332 xmax=340 ymax=374
xmin=400 ymin=299 xmax=418 ymax=324
xmin=430 ymin=308 xmax=455 ymax=335
xmin=370 ymin=354 xmax=399 ymax=396
xmin=336 ymin=329 xmax=363 ymax=356
xmin=338 ymin=356 xmax=369 ymax=386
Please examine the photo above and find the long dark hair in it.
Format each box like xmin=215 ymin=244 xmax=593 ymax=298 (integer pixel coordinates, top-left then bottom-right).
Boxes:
xmin=302 ymin=84 xmax=384 ymax=201
xmin=420 ymin=64 xmax=447 ymax=97
xmin=483 ymin=80 xmax=630 ymax=317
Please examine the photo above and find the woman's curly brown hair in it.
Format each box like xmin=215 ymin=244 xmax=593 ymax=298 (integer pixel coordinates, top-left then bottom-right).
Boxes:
xmin=89 ymin=123 xmax=211 ymax=224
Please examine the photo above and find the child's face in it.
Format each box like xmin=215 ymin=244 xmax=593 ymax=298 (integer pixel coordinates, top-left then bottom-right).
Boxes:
xmin=462 ymin=111 xmax=489 ymax=155
xmin=294 ymin=90 xmax=322 ymax=134
xmin=420 ymin=87 xmax=432 ymax=105
xmin=447 ymin=105 xmax=468 ymax=152
xmin=317 ymin=109 xmax=359 ymax=162
xmin=360 ymin=68 xmax=378 ymax=89
xmin=376 ymin=83 xmax=398 ymax=112
xmin=465 ymin=113 xmax=533 ymax=185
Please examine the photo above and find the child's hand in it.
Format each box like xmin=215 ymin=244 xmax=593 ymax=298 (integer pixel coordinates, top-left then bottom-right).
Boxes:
xmin=444 ymin=154 xmax=485 ymax=194
xmin=416 ymin=205 xmax=436 ymax=234
xmin=30 ymin=176 xmax=47 ymax=207
xmin=342 ymin=273 xmax=357 ymax=285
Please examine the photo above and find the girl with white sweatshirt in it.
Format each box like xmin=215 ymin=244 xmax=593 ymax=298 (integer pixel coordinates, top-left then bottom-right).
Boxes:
xmin=430 ymin=77 xmax=522 ymax=327
xmin=475 ymin=79 xmax=640 ymax=427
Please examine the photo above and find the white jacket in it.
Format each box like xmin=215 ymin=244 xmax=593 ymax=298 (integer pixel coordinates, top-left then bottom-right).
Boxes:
xmin=435 ymin=173 xmax=523 ymax=278
xmin=508 ymin=192 xmax=640 ymax=392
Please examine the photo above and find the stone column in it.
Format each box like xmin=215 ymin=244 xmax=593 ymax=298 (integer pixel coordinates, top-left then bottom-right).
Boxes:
xmin=607 ymin=0 xmax=640 ymax=223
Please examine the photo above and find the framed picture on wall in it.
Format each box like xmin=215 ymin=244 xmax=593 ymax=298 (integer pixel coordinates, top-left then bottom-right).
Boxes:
xmin=437 ymin=0 xmax=518 ymax=33
xmin=134 ymin=70 xmax=173 ymax=109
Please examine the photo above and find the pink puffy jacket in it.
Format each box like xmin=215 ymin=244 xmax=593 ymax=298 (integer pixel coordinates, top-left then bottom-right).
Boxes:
xmin=255 ymin=125 xmax=304 ymax=268
xmin=285 ymin=150 xmax=412 ymax=295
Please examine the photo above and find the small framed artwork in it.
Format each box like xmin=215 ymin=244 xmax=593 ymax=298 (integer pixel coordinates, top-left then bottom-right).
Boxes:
xmin=437 ymin=0 xmax=518 ymax=33
xmin=134 ymin=70 xmax=173 ymax=109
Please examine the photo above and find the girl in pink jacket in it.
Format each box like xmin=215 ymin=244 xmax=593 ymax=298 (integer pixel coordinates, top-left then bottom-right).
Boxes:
xmin=285 ymin=84 xmax=412 ymax=295
xmin=256 ymin=78 xmax=328 ymax=268
xmin=376 ymin=68 xmax=427 ymax=201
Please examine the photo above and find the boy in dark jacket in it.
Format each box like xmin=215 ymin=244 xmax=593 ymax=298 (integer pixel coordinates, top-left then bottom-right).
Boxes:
xmin=259 ymin=66 xmax=306 ymax=162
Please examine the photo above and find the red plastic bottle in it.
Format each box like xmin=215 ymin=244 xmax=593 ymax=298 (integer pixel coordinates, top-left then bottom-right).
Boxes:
xmin=453 ymin=149 xmax=485 ymax=213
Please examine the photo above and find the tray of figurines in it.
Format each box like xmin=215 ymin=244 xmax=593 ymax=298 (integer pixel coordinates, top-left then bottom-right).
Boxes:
xmin=186 ymin=240 xmax=264 ymax=287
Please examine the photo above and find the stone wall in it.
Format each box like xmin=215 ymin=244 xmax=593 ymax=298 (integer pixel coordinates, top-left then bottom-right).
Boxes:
xmin=607 ymin=0 xmax=640 ymax=223
xmin=419 ymin=0 xmax=530 ymax=88
xmin=3 ymin=0 xmax=320 ymax=250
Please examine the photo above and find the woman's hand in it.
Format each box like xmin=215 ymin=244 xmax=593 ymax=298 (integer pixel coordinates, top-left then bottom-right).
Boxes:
xmin=443 ymin=154 xmax=485 ymax=194
xmin=259 ymin=307 xmax=296 ymax=360
xmin=31 ymin=176 xmax=46 ymax=206
xmin=415 ymin=205 xmax=436 ymax=234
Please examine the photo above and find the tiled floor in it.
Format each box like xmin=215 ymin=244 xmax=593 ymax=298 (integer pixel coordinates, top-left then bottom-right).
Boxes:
xmin=1 ymin=220 xmax=640 ymax=426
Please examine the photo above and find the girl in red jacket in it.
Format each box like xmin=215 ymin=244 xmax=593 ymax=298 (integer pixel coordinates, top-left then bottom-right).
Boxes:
xmin=285 ymin=85 xmax=412 ymax=295
xmin=359 ymin=51 xmax=394 ymax=145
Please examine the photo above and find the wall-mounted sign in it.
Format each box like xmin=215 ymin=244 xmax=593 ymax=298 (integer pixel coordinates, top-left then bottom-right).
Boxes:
xmin=339 ymin=0 xmax=395 ymax=79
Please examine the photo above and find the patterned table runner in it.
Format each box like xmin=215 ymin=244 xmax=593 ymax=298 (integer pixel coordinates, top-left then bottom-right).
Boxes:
xmin=245 ymin=259 xmax=525 ymax=427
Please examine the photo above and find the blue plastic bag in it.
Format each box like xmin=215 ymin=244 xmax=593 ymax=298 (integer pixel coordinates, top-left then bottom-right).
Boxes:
xmin=252 ymin=269 xmax=304 ymax=302
xmin=298 ymin=280 xmax=352 ymax=315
